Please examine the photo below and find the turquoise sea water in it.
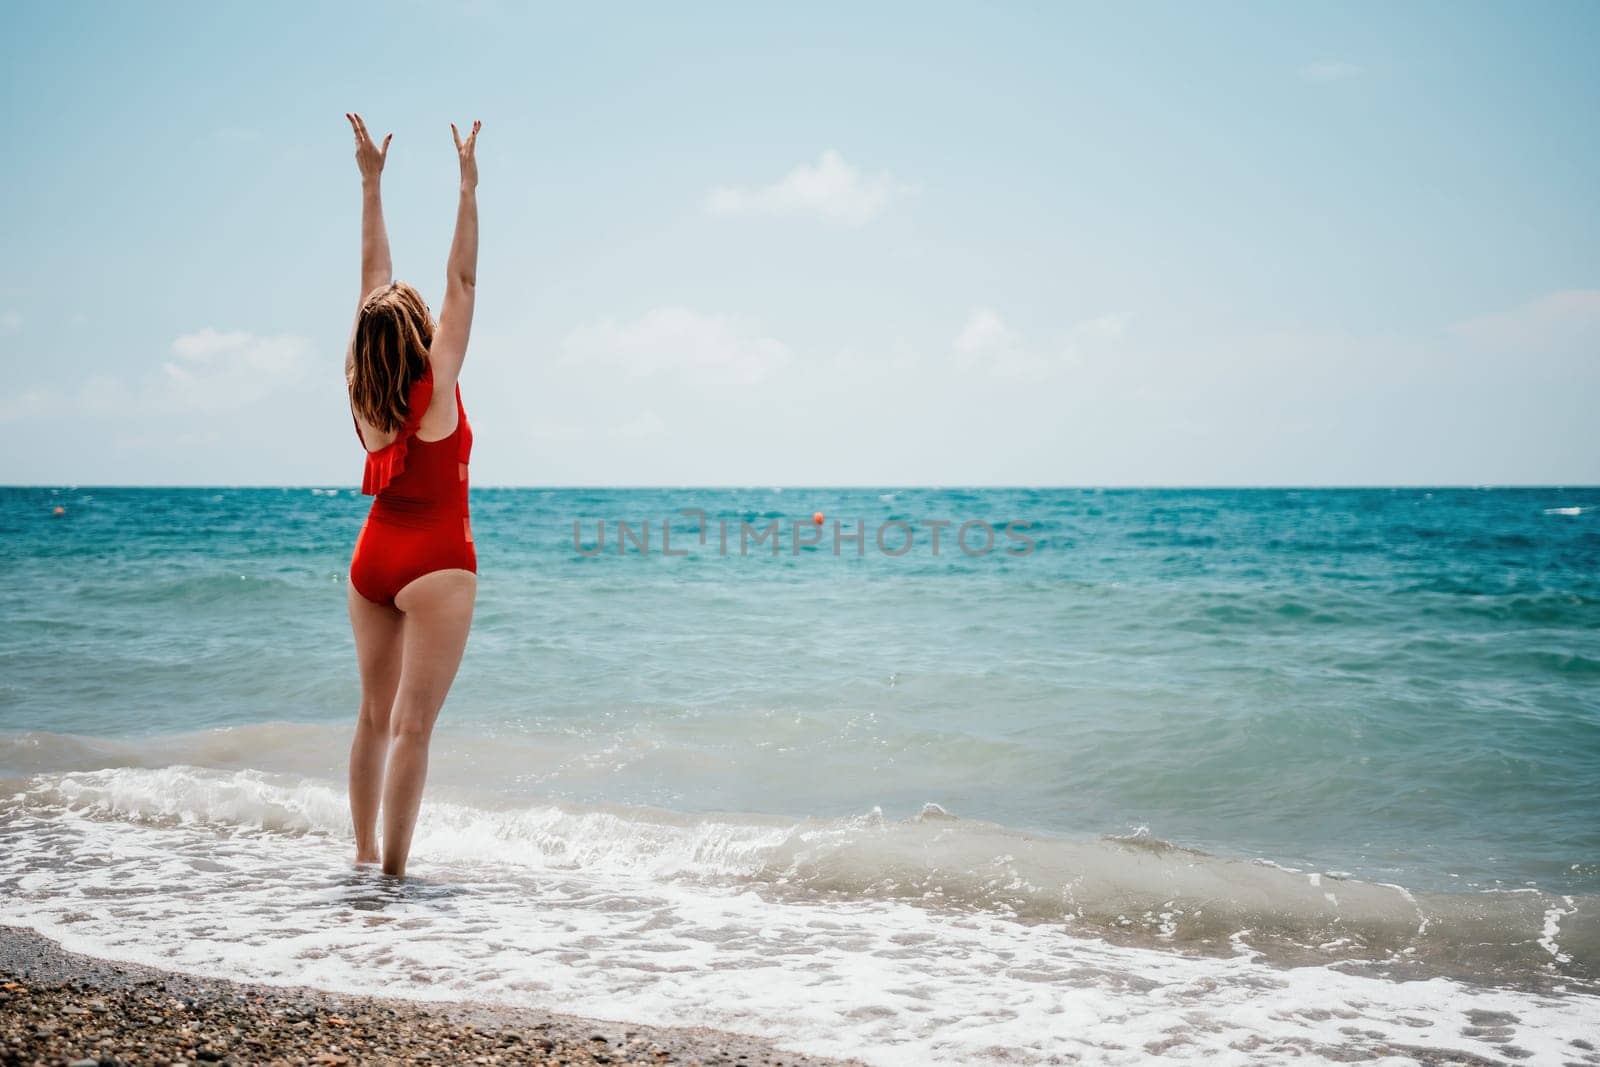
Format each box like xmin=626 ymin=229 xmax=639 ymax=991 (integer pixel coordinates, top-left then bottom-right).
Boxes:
xmin=3 ymin=486 xmax=1598 ymax=1062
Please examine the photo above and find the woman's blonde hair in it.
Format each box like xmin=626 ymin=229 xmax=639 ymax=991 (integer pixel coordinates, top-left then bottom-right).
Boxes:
xmin=348 ymin=280 xmax=434 ymax=433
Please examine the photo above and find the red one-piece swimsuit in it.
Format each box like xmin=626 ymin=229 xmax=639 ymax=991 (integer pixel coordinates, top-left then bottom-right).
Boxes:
xmin=349 ymin=366 xmax=476 ymax=607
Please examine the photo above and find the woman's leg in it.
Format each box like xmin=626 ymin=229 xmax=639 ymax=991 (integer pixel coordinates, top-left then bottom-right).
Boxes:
xmin=347 ymin=583 xmax=405 ymax=864
xmin=382 ymin=568 xmax=477 ymax=877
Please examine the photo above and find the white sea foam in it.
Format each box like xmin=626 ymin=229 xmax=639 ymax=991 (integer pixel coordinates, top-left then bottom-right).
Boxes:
xmin=11 ymin=765 xmax=1593 ymax=973
xmin=1377 ymin=882 xmax=1428 ymax=936
xmin=1543 ymin=897 xmax=1577 ymax=964
xmin=3 ymin=766 xmax=1599 ymax=1064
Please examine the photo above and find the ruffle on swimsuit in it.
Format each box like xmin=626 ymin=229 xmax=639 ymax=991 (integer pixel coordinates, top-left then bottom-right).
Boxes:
xmin=358 ymin=370 xmax=430 ymax=495
xmin=354 ymin=368 xmax=471 ymax=495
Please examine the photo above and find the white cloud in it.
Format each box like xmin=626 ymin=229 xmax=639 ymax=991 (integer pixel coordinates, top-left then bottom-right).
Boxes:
xmin=560 ymin=307 xmax=790 ymax=384
xmin=161 ymin=329 xmax=312 ymax=411
xmin=953 ymin=308 xmax=1129 ymax=377
xmin=1301 ymin=60 xmax=1363 ymax=82
xmin=172 ymin=327 xmax=254 ymax=359
xmin=1451 ymin=289 xmax=1600 ymax=352
xmin=0 ymin=328 xmax=313 ymax=423
xmin=953 ymin=308 xmax=1051 ymax=378
xmin=955 ymin=308 xmax=1016 ymax=356
xmin=704 ymin=150 xmax=908 ymax=226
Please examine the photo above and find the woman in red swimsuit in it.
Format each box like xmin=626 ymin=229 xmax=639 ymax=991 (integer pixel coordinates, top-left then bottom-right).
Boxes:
xmin=343 ymin=112 xmax=481 ymax=878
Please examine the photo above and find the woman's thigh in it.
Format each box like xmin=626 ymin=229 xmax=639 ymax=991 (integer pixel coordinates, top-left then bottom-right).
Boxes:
xmin=348 ymin=581 xmax=405 ymax=726
xmin=390 ymin=569 xmax=477 ymax=735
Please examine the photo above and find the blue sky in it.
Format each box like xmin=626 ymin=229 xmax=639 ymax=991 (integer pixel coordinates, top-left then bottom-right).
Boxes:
xmin=2 ymin=0 xmax=1596 ymax=485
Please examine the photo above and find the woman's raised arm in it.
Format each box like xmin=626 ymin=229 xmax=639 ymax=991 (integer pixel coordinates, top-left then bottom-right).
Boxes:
xmin=428 ymin=120 xmax=480 ymax=393
xmin=345 ymin=112 xmax=393 ymax=378
xmin=348 ymin=113 xmax=394 ymax=301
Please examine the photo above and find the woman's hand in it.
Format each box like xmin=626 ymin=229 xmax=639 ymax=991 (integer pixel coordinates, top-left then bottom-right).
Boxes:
xmin=451 ymin=120 xmax=482 ymax=190
xmin=346 ymin=112 xmax=392 ymax=184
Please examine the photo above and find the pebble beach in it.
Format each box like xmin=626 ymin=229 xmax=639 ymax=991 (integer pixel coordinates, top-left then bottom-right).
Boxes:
xmin=0 ymin=926 xmax=859 ymax=1067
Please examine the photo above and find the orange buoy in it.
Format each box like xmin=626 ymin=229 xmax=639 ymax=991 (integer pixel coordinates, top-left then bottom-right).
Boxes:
xmin=52 ymin=506 xmax=65 ymax=517
xmin=813 ymin=511 xmax=824 ymax=525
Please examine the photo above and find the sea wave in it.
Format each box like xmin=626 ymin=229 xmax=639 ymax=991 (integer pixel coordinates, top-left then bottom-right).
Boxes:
xmin=9 ymin=764 xmax=1594 ymax=992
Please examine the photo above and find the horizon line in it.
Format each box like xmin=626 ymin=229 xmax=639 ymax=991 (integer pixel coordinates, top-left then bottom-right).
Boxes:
xmin=6 ymin=483 xmax=1599 ymax=492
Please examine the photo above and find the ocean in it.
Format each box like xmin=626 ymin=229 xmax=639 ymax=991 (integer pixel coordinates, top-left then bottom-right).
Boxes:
xmin=2 ymin=486 xmax=1597 ymax=1063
